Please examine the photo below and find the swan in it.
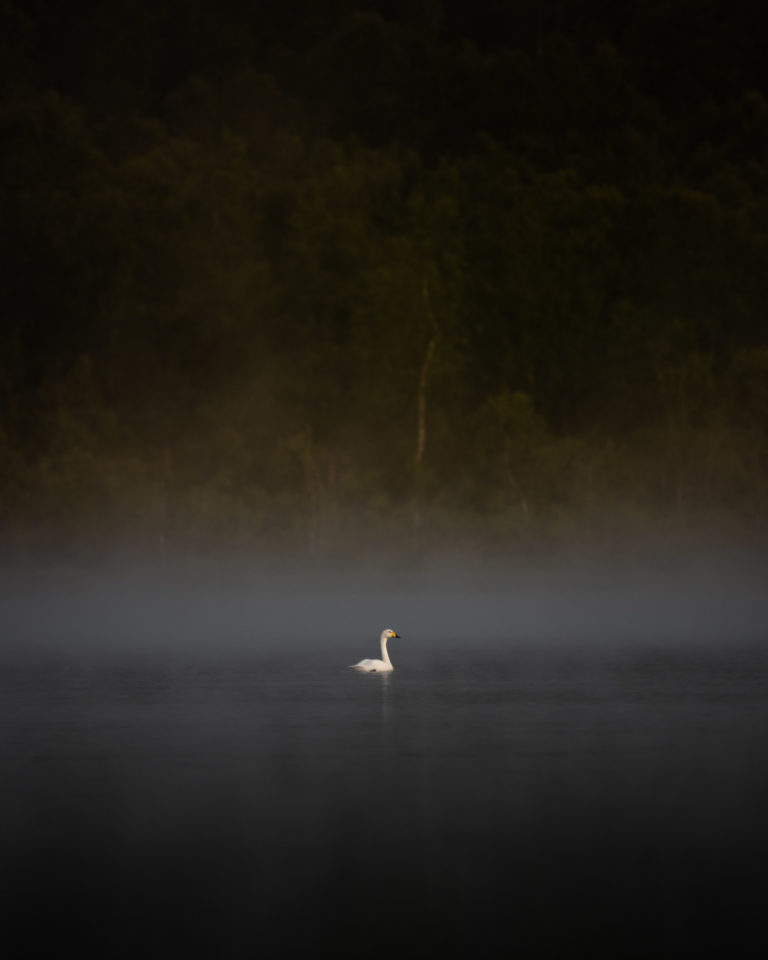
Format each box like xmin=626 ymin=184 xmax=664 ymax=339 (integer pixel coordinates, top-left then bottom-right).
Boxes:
xmin=350 ymin=628 xmax=400 ymax=673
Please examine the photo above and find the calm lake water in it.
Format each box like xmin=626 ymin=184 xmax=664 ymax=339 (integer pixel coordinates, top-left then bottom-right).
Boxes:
xmin=2 ymin=637 xmax=767 ymax=958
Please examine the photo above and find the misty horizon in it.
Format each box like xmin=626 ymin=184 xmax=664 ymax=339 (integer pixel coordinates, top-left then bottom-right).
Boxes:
xmin=2 ymin=535 xmax=766 ymax=665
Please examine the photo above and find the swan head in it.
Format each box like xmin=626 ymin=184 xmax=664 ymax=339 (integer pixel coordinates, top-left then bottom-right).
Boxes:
xmin=381 ymin=628 xmax=400 ymax=642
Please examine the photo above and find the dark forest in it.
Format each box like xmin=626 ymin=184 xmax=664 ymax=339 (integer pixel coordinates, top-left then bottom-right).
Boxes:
xmin=2 ymin=0 xmax=767 ymax=562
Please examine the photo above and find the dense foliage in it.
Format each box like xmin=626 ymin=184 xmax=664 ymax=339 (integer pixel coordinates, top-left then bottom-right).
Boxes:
xmin=1 ymin=0 xmax=767 ymax=559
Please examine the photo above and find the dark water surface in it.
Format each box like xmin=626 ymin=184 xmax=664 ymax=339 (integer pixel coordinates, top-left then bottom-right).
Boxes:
xmin=3 ymin=639 xmax=767 ymax=957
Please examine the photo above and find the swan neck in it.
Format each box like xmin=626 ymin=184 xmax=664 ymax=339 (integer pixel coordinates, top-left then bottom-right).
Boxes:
xmin=380 ymin=636 xmax=393 ymax=668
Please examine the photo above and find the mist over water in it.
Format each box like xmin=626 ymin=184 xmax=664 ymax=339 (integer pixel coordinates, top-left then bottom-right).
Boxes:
xmin=2 ymin=544 xmax=767 ymax=957
xmin=2 ymin=536 xmax=767 ymax=658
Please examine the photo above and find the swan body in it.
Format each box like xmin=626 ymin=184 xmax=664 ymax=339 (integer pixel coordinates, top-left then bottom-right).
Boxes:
xmin=350 ymin=629 xmax=400 ymax=672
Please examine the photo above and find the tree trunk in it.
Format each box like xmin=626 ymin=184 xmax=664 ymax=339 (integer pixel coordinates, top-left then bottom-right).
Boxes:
xmin=299 ymin=427 xmax=320 ymax=554
xmin=413 ymin=273 xmax=440 ymax=545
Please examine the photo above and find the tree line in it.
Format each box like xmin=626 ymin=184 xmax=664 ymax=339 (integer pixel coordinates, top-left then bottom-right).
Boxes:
xmin=1 ymin=0 xmax=767 ymax=559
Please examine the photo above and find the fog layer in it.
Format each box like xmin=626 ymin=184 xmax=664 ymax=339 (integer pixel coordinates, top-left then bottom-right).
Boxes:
xmin=2 ymin=544 xmax=766 ymax=664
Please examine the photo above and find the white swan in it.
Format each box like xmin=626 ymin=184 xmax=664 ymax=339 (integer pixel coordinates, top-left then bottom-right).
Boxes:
xmin=350 ymin=628 xmax=400 ymax=673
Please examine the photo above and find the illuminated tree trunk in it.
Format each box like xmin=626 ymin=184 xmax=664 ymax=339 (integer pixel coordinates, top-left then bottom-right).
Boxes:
xmin=157 ymin=444 xmax=172 ymax=559
xmin=415 ymin=330 xmax=438 ymax=471
xmin=413 ymin=273 xmax=439 ymax=544
xmin=298 ymin=427 xmax=321 ymax=554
